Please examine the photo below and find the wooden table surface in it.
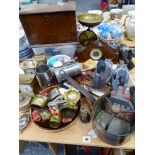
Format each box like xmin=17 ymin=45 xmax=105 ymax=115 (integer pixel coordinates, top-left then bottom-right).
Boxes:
xmin=19 ymin=69 xmax=135 ymax=149
xmin=19 ymin=116 xmax=135 ymax=149
xmin=19 ymin=47 xmax=135 ymax=149
xmin=120 ymin=38 xmax=135 ymax=47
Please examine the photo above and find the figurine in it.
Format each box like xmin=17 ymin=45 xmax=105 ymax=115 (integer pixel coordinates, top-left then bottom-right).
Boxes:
xmin=80 ymin=105 xmax=90 ymax=123
xmin=19 ymin=113 xmax=30 ymax=133
xmin=111 ymin=86 xmax=130 ymax=101
xmin=111 ymin=64 xmax=129 ymax=90
xmin=93 ymin=59 xmax=113 ymax=88
xmin=109 ymin=86 xmax=134 ymax=113
xmin=79 ymin=97 xmax=90 ymax=123
xmin=119 ymin=44 xmax=135 ymax=70
xmin=119 ymin=44 xmax=129 ymax=64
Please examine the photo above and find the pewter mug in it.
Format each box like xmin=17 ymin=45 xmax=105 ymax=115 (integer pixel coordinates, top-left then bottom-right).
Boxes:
xmin=35 ymin=64 xmax=54 ymax=89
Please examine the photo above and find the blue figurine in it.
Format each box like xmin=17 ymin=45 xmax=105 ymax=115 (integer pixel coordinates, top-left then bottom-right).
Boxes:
xmin=93 ymin=59 xmax=113 ymax=88
xmin=111 ymin=64 xmax=129 ymax=90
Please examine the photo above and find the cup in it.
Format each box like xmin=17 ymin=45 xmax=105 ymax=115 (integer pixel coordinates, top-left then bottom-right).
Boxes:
xmin=35 ymin=64 xmax=54 ymax=89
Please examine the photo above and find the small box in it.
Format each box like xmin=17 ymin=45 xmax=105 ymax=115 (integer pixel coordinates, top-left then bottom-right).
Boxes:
xmin=32 ymin=54 xmax=47 ymax=65
xmin=19 ymin=74 xmax=40 ymax=96
xmin=20 ymin=60 xmax=37 ymax=74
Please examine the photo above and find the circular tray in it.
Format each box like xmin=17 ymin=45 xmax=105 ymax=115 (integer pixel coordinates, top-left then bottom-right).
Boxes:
xmin=30 ymin=85 xmax=80 ymax=132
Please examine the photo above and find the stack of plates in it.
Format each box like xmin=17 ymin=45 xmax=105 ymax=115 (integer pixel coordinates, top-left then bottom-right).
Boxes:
xmin=19 ymin=28 xmax=34 ymax=61
xmin=19 ymin=93 xmax=32 ymax=112
xmin=19 ymin=47 xmax=34 ymax=61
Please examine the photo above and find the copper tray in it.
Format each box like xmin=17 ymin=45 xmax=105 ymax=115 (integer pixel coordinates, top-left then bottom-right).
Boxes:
xmin=30 ymin=85 xmax=80 ymax=132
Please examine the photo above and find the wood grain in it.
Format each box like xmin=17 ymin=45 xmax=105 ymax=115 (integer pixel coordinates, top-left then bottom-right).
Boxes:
xmin=76 ymin=41 xmax=119 ymax=64
xmin=19 ymin=116 xmax=135 ymax=149
xmin=19 ymin=69 xmax=135 ymax=149
xmin=19 ymin=2 xmax=76 ymax=15
xmin=20 ymin=11 xmax=77 ymax=45
xmin=120 ymin=38 xmax=135 ymax=47
xmin=19 ymin=57 xmax=135 ymax=150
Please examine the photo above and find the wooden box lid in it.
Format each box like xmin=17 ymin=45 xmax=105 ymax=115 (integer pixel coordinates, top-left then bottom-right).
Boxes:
xmin=19 ymin=2 xmax=76 ymax=15
xmin=19 ymin=2 xmax=77 ymax=46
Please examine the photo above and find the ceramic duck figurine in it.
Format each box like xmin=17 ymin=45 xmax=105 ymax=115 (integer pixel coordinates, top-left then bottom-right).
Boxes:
xmin=93 ymin=59 xmax=113 ymax=88
xmin=111 ymin=64 xmax=129 ymax=90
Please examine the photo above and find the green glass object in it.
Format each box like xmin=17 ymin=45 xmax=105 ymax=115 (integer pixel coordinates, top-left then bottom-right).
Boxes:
xmin=49 ymin=116 xmax=61 ymax=128
xmin=61 ymin=101 xmax=78 ymax=119
xmin=40 ymin=109 xmax=51 ymax=121
xmin=31 ymin=95 xmax=49 ymax=108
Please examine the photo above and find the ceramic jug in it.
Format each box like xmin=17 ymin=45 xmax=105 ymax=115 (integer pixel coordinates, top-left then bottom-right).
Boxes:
xmin=125 ymin=11 xmax=135 ymax=41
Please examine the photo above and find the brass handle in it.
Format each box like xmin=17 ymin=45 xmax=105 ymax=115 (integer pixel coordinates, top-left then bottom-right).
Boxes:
xmin=123 ymin=15 xmax=129 ymax=37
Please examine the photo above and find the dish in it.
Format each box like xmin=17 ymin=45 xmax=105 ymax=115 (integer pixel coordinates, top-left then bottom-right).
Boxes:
xmin=47 ymin=55 xmax=71 ymax=68
xmin=31 ymin=86 xmax=80 ymax=132
xmin=78 ymin=13 xmax=103 ymax=27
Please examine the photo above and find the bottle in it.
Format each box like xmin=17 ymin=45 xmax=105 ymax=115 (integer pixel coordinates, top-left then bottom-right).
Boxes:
xmin=80 ymin=105 xmax=90 ymax=123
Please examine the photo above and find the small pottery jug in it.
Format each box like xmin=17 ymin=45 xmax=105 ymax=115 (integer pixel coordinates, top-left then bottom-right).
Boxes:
xmin=125 ymin=11 xmax=135 ymax=41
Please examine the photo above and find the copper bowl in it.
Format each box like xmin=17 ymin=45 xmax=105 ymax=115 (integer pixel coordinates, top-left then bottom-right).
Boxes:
xmin=30 ymin=85 xmax=80 ymax=132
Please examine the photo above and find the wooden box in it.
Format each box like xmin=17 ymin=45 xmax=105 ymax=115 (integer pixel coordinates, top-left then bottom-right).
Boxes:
xmin=20 ymin=60 xmax=37 ymax=74
xmin=19 ymin=2 xmax=77 ymax=46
